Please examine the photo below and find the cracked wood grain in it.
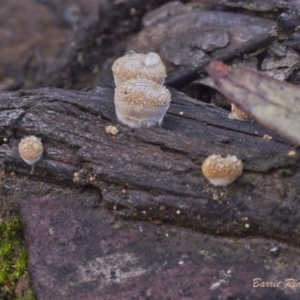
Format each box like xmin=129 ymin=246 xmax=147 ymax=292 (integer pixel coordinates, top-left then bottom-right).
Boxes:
xmin=0 ymin=87 xmax=299 ymax=246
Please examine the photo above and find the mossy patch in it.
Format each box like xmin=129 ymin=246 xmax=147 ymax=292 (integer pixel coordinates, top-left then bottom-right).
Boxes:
xmin=0 ymin=216 xmax=35 ymax=300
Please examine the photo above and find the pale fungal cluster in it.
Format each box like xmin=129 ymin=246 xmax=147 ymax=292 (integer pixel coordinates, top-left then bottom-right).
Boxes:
xmin=112 ymin=51 xmax=171 ymax=128
xmin=15 ymin=54 xmax=255 ymax=192
xmin=228 ymin=103 xmax=250 ymax=121
xmin=105 ymin=125 xmax=119 ymax=135
xmin=18 ymin=136 xmax=44 ymax=174
xmin=202 ymin=154 xmax=243 ymax=187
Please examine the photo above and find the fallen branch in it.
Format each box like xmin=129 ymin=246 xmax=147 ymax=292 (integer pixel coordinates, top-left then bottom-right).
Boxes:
xmin=0 ymin=87 xmax=299 ymax=245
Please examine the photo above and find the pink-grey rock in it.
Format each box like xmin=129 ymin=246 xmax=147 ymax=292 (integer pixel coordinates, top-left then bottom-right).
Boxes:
xmin=18 ymin=182 xmax=300 ymax=300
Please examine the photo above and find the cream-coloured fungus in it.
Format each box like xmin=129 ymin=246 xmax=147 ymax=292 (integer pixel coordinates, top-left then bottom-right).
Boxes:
xmin=105 ymin=125 xmax=119 ymax=135
xmin=18 ymin=136 xmax=44 ymax=174
xmin=202 ymin=154 xmax=243 ymax=186
xmin=228 ymin=103 xmax=250 ymax=121
xmin=114 ymin=78 xmax=171 ymax=128
xmin=18 ymin=136 xmax=43 ymax=165
xmin=112 ymin=51 xmax=166 ymax=86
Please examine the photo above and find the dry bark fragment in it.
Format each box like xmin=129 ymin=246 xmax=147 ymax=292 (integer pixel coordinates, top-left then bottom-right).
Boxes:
xmin=0 ymin=87 xmax=299 ymax=246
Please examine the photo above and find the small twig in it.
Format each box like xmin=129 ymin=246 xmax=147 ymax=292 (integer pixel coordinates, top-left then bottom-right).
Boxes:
xmin=165 ymin=10 xmax=300 ymax=88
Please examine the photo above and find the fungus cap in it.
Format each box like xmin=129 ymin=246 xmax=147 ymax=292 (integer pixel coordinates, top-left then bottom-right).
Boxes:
xmin=105 ymin=125 xmax=119 ymax=135
xmin=112 ymin=51 xmax=166 ymax=86
xmin=114 ymin=78 xmax=171 ymax=128
xmin=228 ymin=103 xmax=250 ymax=121
xmin=202 ymin=154 xmax=243 ymax=186
xmin=18 ymin=136 xmax=44 ymax=165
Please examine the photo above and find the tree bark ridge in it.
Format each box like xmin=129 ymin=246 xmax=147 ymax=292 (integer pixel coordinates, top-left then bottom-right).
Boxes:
xmin=1 ymin=87 xmax=299 ymax=246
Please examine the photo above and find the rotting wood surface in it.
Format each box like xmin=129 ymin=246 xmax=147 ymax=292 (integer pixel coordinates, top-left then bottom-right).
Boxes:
xmin=0 ymin=87 xmax=299 ymax=247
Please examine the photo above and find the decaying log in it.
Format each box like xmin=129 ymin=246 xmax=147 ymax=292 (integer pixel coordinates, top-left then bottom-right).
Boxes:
xmin=0 ymin=87 xmax=299 ymax=246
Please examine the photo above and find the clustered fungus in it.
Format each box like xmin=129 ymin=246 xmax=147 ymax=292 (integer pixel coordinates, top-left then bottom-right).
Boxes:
xmin=112 ymin=51 xmax=171 ymax=128
xmin=228 ymin=103 xmax=250 ymax=121
xmin=202 ymin=154 xmax=243 ymax=187
xmin=18 ymin=136 xmax=44 ymax=174
xmin=105 ymin=125 xmax=119 ymax=135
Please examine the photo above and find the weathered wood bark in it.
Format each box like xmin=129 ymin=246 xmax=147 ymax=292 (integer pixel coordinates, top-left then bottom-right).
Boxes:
xmin=0 ymin=87 xmax=299 ymax=247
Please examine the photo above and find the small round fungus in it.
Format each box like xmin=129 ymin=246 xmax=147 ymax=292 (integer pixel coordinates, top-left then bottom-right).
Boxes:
xmin=228 ymin=103 xmax=250 ymax=121
xmin=114 ymin=78 xmax=171 ymax=128
xmin=112 ymin=51 xmax=166 ymax=86
xmin=105 ymin=125 xmax=119 ymax=135
xmin=18 ymin=136 xmax=43 ymax=165
xmin=202 ymin=154 xmax=243 ymax=187
xmin=288 ymin=150 xmax=297 ymax=157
